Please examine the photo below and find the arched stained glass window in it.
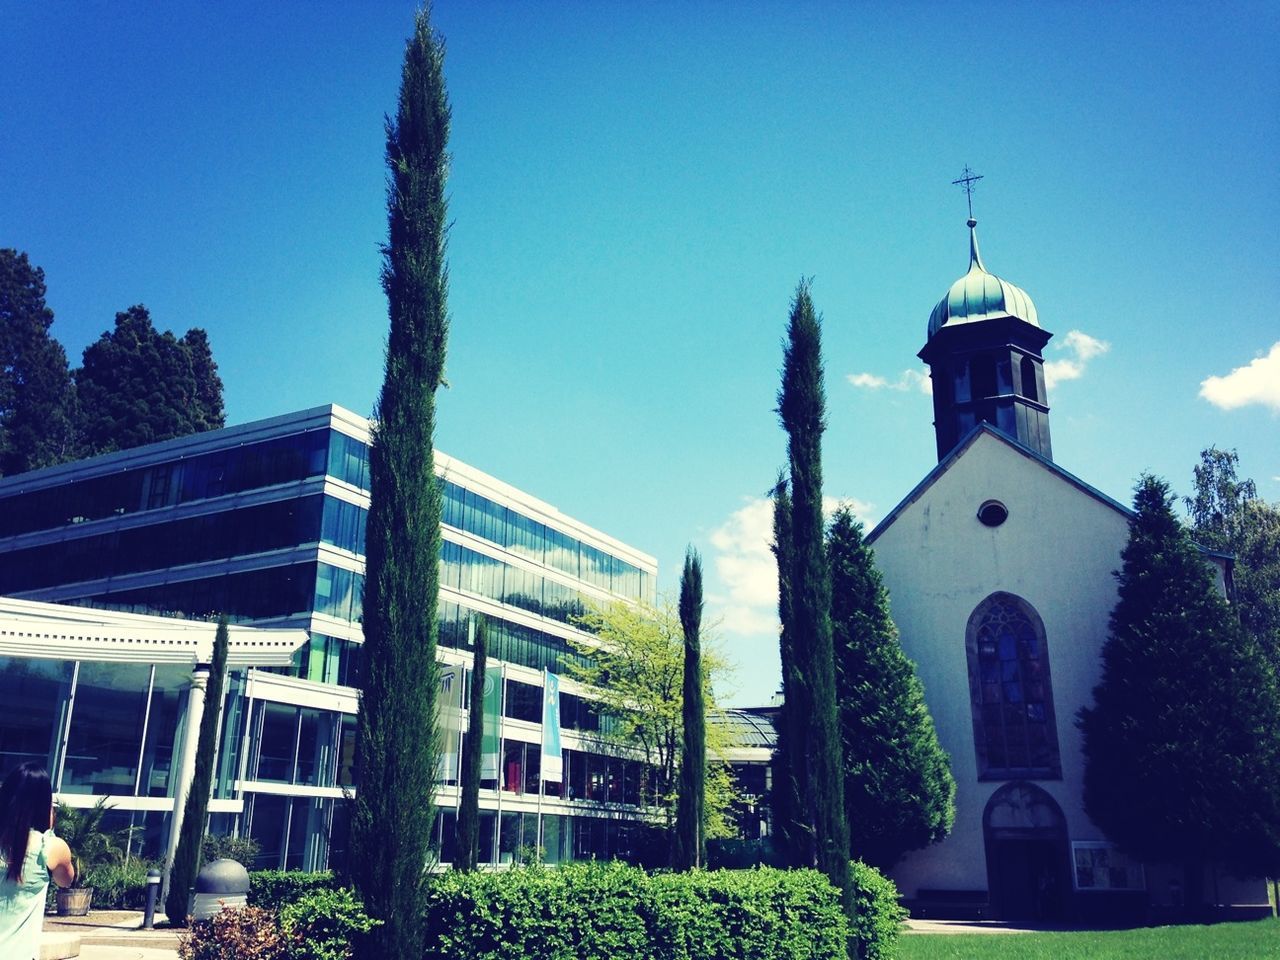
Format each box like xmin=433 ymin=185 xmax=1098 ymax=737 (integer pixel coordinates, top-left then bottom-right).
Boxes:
xmin=966 ymin=593 xmax=1061 ymax=780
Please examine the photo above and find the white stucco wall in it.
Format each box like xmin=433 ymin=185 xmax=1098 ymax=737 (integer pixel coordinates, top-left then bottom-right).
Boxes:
xmin=868 ymin=431 xmax=1131 ymax=897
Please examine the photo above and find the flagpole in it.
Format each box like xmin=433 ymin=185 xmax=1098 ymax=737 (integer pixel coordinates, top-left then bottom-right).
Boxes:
xmin=537 ymin=668 xmax=546 ymax=860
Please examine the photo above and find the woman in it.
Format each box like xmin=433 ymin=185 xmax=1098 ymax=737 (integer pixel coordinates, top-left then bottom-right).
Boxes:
xmin=0 ymin=763 xmax=76 ymax=960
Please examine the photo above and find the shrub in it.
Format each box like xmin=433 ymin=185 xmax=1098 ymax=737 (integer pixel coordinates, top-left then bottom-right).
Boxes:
xmin=179 ymin=906 xmax=289 ymax=960
xmin=83 ymin=859 xmax=158 ymax=910
xmin=850 ymin=860 xmax=907 ymax=960
xmin=248 ymin=870 xmax=337 ymax=910
xmin=203 ymin=834 xmax=261 ymax=867
xmin=422 ymin=862 xmax=850 ymax=960
xmin=280 ymin=888 xmax=380 ymax=960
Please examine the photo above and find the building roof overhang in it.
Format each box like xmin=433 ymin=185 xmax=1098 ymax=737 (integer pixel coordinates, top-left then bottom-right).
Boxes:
xmin=0 ymin=597 xmax=307 ymax=667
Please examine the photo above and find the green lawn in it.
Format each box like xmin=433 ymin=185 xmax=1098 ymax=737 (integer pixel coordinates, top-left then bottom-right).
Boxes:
xmin=895 ymin=918 xmax=1279 ymax=959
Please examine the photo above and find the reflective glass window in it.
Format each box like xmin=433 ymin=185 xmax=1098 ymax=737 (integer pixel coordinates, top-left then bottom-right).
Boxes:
xmin=0 ymin=656 xmax=73 ymax=775
xmin=61 ymin=661 xmax=154 ymax=795
xmin=140 ymin=665 xmax=189 ymax=797
xmin=255 ymin=702 xmax=298 ymax=783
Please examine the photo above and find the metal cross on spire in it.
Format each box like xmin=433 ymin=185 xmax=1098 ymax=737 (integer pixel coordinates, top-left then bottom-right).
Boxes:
xmin=952 ymin=165 xmax=984 ymax=220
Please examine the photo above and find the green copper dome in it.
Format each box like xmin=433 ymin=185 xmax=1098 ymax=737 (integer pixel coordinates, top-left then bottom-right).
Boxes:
xmin=928 ymin=219 xmax=1038 ymax=338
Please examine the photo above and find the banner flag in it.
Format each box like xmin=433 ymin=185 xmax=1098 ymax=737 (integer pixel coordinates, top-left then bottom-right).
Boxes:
xmin=480 ymin=663 xmax=503 ymax=780
xmin=437 ymin=664 xmax=463 ymax=782
xmin=541 ymin=669 xmax=563 ymax=783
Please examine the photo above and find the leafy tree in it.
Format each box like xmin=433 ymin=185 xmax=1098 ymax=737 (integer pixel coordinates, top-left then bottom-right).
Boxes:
xmin=76 ymin=305 xmax=223 ymax=456
xmin=166 ymin=616 xmax=230 ymax=924
xmin=569 ymin=599 xmax=736 ymax=844
xmin=775 ymin=279 xmax=852 ymax=911
xmin=0 ymin=248 xmax=78 ymax=475
xmin=827 ymin=506 xmax=954 ymax=870
xmin=1186 ymin=447 xmax=1280 ymax=668
xmin=455 ymin=616 xmax=487 ymax=872
xmin=769 ymin=474 xmax=808 ymax=867
xmin=1079 ymin=475 xmax=1280 ymax=911
xmin=350 ymin=10 xmax=450 ymax=957
xmin=673 ymin=548 xmax=706 ymax=870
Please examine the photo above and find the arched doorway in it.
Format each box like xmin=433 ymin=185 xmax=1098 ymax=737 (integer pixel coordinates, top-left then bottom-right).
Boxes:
xmin=983 ymin=782 xmax=1069 ymax=922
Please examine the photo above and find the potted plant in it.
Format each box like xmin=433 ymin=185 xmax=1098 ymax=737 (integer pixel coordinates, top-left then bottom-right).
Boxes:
xmin=53 ymin=798 xmax=128 ymax=916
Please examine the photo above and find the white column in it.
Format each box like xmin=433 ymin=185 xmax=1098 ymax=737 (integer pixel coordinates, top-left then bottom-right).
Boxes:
xmin=161 ymin=664 xmax=210 ymax=906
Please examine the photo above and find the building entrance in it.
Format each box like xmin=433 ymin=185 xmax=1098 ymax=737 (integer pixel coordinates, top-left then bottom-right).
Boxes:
xmin=983 ymin=782 xmax=1068 ymax=922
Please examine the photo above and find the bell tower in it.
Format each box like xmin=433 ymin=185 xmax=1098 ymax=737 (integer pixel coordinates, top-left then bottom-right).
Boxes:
xmin=920 ymin=172 xmax=1053 ymax=462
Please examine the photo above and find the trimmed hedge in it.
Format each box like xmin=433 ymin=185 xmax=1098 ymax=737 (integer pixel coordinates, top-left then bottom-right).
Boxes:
xmin=422 ymin=862 xmax=850 ymax=960
xmin=850 ymin=860 xmax=907 ymax=960
xmin=248 ymin=871 xmax=337 ymax=910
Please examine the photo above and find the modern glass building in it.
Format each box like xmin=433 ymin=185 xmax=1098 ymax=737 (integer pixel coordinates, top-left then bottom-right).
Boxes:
xmin=0 ymin=405 xmax=661 ymax=871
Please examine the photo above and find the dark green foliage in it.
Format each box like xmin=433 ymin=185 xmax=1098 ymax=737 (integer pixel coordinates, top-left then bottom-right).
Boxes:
xmin=279 ymin=887 xmax=380 ymax=960
xmin=848 ymin=860 xmax=908 ymax=960
xmin=828 ymin=507 xmax=955 ymax=870
xmin=202 ymin=833 xmax=261 ymax=867
xmin=1079 ymin=475 xmax=1280 ymax=900
xmin=1186 ymin=447 xmax=1280 ymax=668
xmin=76 ymin=304 xmax=224 ymax=456
xmin=82 ymin=859 xmax=158 ymax=909
xmin=775 ymin=280 xmax=852 ymax=908
xmin=673 ymin=547 xmax=706 ymax=870
xmin=350 ymin=10 xmax=451 ymax=957
xmin=0 ymin=248 xmax=78 ymax=475
xmin=770 ymin=475 xmax=808 ymax=867
xmin=247 ymin=870 xmax=338 ymax=909
xmin=53 ymin=798 xmax=129 ymax=886
xmin=422 ymin=862 xmax=851 ymax=960
xmin=456 ymin=616 xmax=487 ymax=871
xmin=167 ymin=617 xmax=230 ymax=925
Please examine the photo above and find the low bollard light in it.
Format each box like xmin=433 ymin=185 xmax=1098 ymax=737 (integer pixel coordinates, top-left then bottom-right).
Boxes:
xmin=143 ymin=869 xmax=161 ymax=929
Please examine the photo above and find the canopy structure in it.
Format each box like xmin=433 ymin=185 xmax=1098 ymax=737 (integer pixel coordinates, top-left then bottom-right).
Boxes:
xmin=0 ymin=596 xmax=306 ymax=666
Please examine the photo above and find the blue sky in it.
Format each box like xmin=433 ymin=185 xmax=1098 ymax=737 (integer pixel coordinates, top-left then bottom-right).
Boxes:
xmin=3 ymin=2 xmax=1277 ymax=704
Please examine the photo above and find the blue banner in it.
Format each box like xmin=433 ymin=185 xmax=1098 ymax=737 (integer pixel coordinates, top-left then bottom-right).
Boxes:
xmin=541 ymin=670 xmax=563 ymax=782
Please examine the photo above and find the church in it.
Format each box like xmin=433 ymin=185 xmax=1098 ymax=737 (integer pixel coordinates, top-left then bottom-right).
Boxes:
xmin=864 ymin=211 xmax=1269 ymax=922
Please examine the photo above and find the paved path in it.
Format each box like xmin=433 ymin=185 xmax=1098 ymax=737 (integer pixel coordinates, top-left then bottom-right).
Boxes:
xmin=42 ymin=911 xmax=182 ymax=959
xmin=904 ymin=918 xmax=1039 ymax=935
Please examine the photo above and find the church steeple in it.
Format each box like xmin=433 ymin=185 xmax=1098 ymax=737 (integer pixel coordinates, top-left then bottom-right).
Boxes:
xmin=919 ymin=210 xmax=1054 ymax=462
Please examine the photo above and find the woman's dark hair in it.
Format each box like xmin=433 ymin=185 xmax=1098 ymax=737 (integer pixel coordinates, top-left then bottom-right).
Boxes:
xmin=0 ymin=762 xmax=53 ymax=883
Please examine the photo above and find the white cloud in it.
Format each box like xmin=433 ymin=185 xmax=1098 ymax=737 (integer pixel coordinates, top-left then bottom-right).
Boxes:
xmin=706 ymin=495 xmax=876 ymax=639
xmin=1199 ymin=342 xmax=1280 ymax=413
xmin=1044 ymin=329 xmax=1110 ymax=388
xmin=847 ymin=368 xmax=932 ymax=395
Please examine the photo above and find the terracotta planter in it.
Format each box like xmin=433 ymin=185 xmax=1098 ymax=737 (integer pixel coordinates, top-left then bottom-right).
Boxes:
xmin=56 ymin=886 xmax=93 ymax=916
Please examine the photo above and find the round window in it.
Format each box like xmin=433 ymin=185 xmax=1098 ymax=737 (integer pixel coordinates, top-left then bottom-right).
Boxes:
xmin=977 ymin=500 xmax=1008 ymax=527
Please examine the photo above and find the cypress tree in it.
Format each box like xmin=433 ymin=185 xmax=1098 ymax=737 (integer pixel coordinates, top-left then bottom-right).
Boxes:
xmin=776 ymin=280 xmax=852 ymax=912
xmin=827 ymin=506 xmax=954 ymax=870
xmin=673 ymin=548 xmax=706 ymax=870
xmin=164 ymin=616 xmax=229 ymax=925
xmin=350 ymin=10 xmax=450 ymax=956
xmin=769 ymin=474 xmax=809 ymax=867
xmin=456 ymin=617 xmax=487 ymax=872
xmin=1079 ymin=475 xmax=1280 ymax=912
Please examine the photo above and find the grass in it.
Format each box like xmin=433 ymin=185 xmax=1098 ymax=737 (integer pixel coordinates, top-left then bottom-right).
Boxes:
xmin=896 ymin=917 xmax=1279 ymax=959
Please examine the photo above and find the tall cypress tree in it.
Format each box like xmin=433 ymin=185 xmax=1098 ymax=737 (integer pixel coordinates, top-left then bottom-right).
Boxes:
xmin=165 ymin=616 xmax=229 ymax=925
xmin=456 ymin=617 xmax=487 ymax=872
xmin=769 ymin=474 xmax=808 ymax=867
xmin=827 ymin=507 xmax=954 ymax=870
xmin=673 ymin=548 xmax=706 ymax=870
xmin=776 ymin=280 xmax=852 ymax=912
xmin=351 ymin=10 xmax=450 ymax=956
xmin=1079 ymin=475 xmax=1280 ymax=912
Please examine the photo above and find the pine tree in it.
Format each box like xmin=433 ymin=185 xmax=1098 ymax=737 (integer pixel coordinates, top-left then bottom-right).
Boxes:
xmin=350 ymin=10 xmax=450 ymax=957
xmin=1079 ymin=475 xmax=1280 ymax=911
xmin=827 ymin=506 xmax=954 ymax=870
xmin=673 ymin=548 xmax=706 ymax=870
xmin=769 ymin=474 xmax=809 ymax=867
xmin=0 ymin=249 xmax=78 ymax=475
xmin=76 ymin=305 xmax=223 ymax=456
xmin=456 ymin=617 xmax=487 ymax=872
xmin=776 ymin=280 xmax=852 ymax=913
xmin=165 ymin=617 xmax=229 ymax=925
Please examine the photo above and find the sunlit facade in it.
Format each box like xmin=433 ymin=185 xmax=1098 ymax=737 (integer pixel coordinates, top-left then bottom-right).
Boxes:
xmin=0 ymin=405 xmax=660 ymax=870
